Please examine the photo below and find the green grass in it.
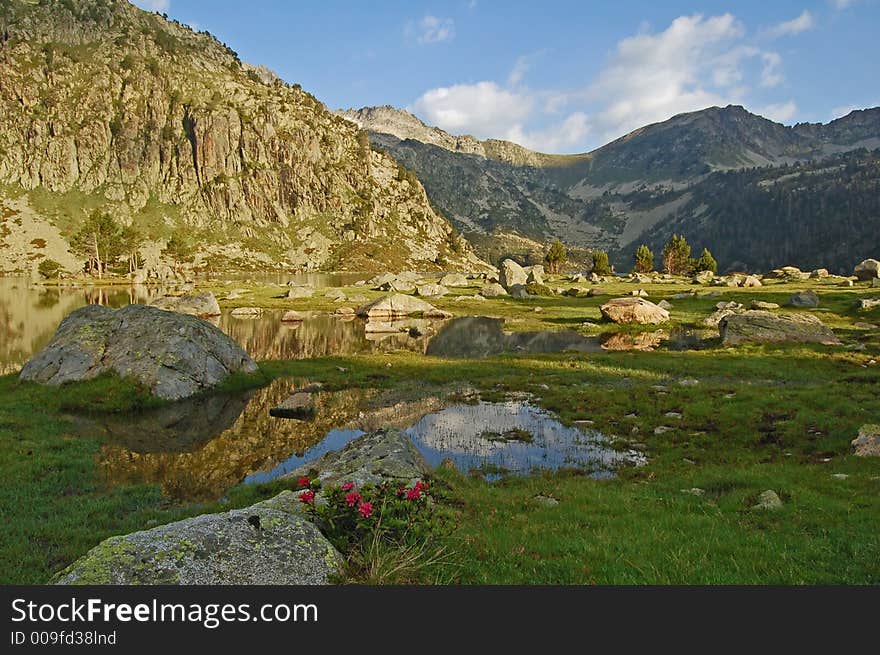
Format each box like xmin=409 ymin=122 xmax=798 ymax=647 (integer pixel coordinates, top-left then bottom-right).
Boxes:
xmin=1 ymin=275 xmax=879 ymax=584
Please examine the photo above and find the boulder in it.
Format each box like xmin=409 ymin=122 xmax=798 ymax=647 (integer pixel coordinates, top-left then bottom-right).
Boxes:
xmin=752 ymin=490 xmax=783 ymax=511
xmin=499 ymin=259 xmax=528 ymax=289
xmin=810 ymin=268 xmax=830 ymax=279
xmin=378 ymin=279 xmax=415 ymax=293
xmin=509 ymin=284 xmax=531 ymax=299
xmin=20 ymin=304 xmax=257 ymax=400
xmin=742 ymin=275 xmax=762 ymax=288
xmin=480 ymin=283 xmax=508 ymax=297
xmin=852 ymin=425 xmax=880 ymax=457
xmin=334 ymin=306 xmax=355 ymax=316
xmin=657 ymin=300 xmax=673 ymax=310
xmin=287 ymin=286 xmax=314 ymax=299
xmin=416 ymin=284 xmax=449 ymax=298
xmin=600 ymin=298 xmax=669 ymax=325
xmin=770 ymin=266 xmax=809 ymax=280
xmin=356 ymin=294 xmax=451 ymax=319
xmin=54 ymin=493 xmax=339 ymax=585
xmin=150 ymin=291 xmax=221 ymax=317
xmin=526 ymin=269 xmax=544 ymax=285
xmin=718 ymin=310 xmax=841 ymax=346
xmin=630 ymin=288 xmax=649 ymax=297
xmin=324 ymin=288 xmax=346 ymax=300
xmin=703 ymin=302 xmax=745 ymax=328
xmin=856 ymin=298 xmax=880 ymax=310
xmin=282 ymin=428 xmax=429 ymax=489
xmin=270 ymin=383 xmax=322 ymax=419
xmin=854 ymin=259 xmax=880 ymax=281
xmin=786 ymin=290 xmax=820 ymax=308
xmin=692 ymin=271 xmax=714 ymax=285
xmin=439 ymin=273 xmax=469 ymax=287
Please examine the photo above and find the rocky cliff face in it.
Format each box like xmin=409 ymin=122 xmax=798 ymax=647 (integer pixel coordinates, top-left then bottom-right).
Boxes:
xmin=0 ymin=0 xmax=486 ymax=273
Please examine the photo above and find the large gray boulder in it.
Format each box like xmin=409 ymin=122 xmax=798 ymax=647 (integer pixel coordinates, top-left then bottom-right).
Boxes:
xmin=356 ymin=294 xmax=451 ymax=319
xmin=416 ymin=283 xmax=449 ymax=298
xmin=854 ymin=259 xmax=880 ymax=281
xmin=20 ymin=304 xmax=258 ymax=400
xmin=53 ymin=493 xmax=339 ymax=585
xmin=149 ymin=291 xmax=220 ymax=317
xmin=600 ymin=297 xmax=669 ymax=324
xmin=786 ymin=289 xmax=820 ymax=308
xmin=719 ymin=310 xmax=841 ymax=346
xmin=499 ymin=259 xmax=528 ymax=290
xmin=439 ymin=273 xmax=469 ymax=287
xmin=283 ymin=428 xmax=429 ymax=489
xmin=480 ymin=282 xmax=508 ymax=297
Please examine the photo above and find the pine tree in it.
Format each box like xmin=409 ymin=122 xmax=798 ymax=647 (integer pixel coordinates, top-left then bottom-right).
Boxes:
xmin=591 ymin=249 xmax=612 ymax=276
xmin=70 ymin=209 xmax=125 ymax=278
xmin=544 ymin=239 xmax=567 ymax=274
xmin=662 ymin=234 xmax=691 ymax=275
xmin=693 ymin=248 xmax=718 ymax=274
xmin=633 ymin=244 xmax=654 ymax=273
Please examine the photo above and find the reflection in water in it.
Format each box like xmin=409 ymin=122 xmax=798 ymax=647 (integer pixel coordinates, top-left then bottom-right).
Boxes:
xmin=427 ymin=317 xmax=601 ymax=358
xmin=406 ymin=402 xmax=646 ymax=479
xmin=93 ymin=380 xmax=375 ymax=501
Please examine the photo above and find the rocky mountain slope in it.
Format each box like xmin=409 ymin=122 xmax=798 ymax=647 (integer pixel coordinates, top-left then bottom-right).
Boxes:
xmin=343 ymin=104 xmax=880 ymax=271
xmin=0 ymin=0 xmax=486 ymax=274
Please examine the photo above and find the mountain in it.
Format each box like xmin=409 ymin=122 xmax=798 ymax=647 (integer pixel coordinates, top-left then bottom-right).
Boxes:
xmin=0 ymin=0 xmax=486 ymax=274
xmin=342 ymin=104 xmax=880 ymax=271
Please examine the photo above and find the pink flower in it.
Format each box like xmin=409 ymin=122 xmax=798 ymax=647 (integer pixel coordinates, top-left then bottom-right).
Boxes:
xmin=297 ymin=476 xmax=311 ymax=488
xmin=341 ymin=482 xmax=355 ymax=492
xmin=298 ymin=490 xmax=315 ymax=504
xmin=345 ymin=492 xmax=362 ymax=507
xmin=406 ymin=488 xmax=421 ymax=501
xmin=415 ymin=480 xmax=429 ymax=492
xmin=358 ymin=501 xmax=374 ymax=518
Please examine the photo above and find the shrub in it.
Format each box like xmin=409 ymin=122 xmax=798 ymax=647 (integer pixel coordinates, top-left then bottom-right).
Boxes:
xmin=525 ymin=282 xmax=554 ymax=296
xmin=591 ymin=249 xmax=613 ymax=276
xmin=37 ymin=259 xmax=62 ymax=279
xmin=633 ymin=244 xmax=654 ymax=273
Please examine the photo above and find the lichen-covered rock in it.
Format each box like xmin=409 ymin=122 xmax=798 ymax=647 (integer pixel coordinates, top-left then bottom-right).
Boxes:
xmin=719 ymin=310 xmax=841 ymax=346
xmin=750 ymin=300 xmax=780 ymax=310
xmin=356 ymin=294 xmax=451 ymax=318
xmin=416 ymin=283 xmax=449 ymax=297
xmin=287 ymin=286 xmax=314 ymax=299
xmin=149 ymin=291 xmax=221 ymax=317
xmin=283 ymin=428 xmax=430 ymax=488
xmin=480 ymin=282 xmax=508 ymax=297
xmin=439 ymin=273 xmax=468 ymax=287
xmin=600 ymin=297 xmax=669 ymax=324
xmin=53 ymin=492 xmax=339 ymax=585
xmin=852 ymin=425 xmax=880 ymax=457
xmin=19 ymin=304 xmax=257 ymax=400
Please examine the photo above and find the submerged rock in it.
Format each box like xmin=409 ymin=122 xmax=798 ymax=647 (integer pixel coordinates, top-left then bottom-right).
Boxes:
xmin=282 ymin=428 xmax=429 ymax=488
xmin=718 ymin=310 xmax=840 ymax=346
xmin=19 ymin=304 xmax=257 ymax=400
xmin=53 ymin=492 xmax=339 ymax=585
xmin=149 ymin=291 xmax=220 ymax=317
xmin=600 ymin=297 xmax=669 ymax=324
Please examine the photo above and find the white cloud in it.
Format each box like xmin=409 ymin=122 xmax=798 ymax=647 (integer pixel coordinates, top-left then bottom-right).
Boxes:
xmin=760 ymin=52 xmax=783 ymax=88
xmin=769 ymin=11 xmax=815 ymax=37
xmin=133 ymin=0 xmax=170 ymax=12
xmin=409 ymin=13 xmax=803 ymax=152
xmin=406 ymin=16 xmax=455 ymax=44
xmin=758 ymin=101 xmax=798 ymax=123
xmin=411 ymin=82 xmax=532 ymax=138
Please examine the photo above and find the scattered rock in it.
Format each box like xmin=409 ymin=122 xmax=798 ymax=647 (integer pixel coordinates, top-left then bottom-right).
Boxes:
xmin=678 ymin=378 xmax=700 ymax=386
xmin=856 ymin=298 xmax=880 ymax=310
xmin=53 ymin=492 xmax=339 ymax=585
xmin=719 ymin=310 xmax=841 ymax=346
xmin=630 ymin=288 xmax=649 ymax=297
xmin=150 ymin=291 xmax=221 ymax=317
xmin=287 ymin=286 xmax=314 ymax=299
xmin=509 ymin=284 xmax=531 ymax=299
xmin=526 ymin=269 xmax=544 ymax=285
xmin=324 ymin=288 xmax=346 ymax=300
xmin=852 ymin=425 xmax=880 ymax=457
xmin=657 ymin=300 xmax=673 ymax=310
xmin=533 ymin=495 xmax=559 ymax=507
xmin=752 ymin=490 xmax=783 ymax=511
xmin=334 ymin=306 xmax=355 ymax=316
xmin=810 ymin=268 xmax=830 ymax=278
xmin=599 ymin=297 xmax=669 ymax=324
xmin=416 ymin=284 xmax=449 ymax=297
xmin=692 ymin=271 xmax=714 ymax=285
xmin=854 ymin=258 xmax=880 ymax=281
xmin=681 ymin=488 xmax=705 ymax=496
xmin=742 ymin=275 xmax=762 ymax=288
xmin=282 ymin=428 xmax=430 ymax=488
xmin=750 ymin=300 xmax=780 ymax=310
xmin=654 ymin=426 xmax=673 ymax=434
xmin=439 ymin=273 xmax=469 ymax=287
xmin=480 ymin=282 xmax=508 ymax=297
xmin=20 ymin=304 xmax=257 ymax=400
xmin=786 ymin=290 xmax=820 ymax=308
xmin=356 ymin=294 xmax=451 ymax=319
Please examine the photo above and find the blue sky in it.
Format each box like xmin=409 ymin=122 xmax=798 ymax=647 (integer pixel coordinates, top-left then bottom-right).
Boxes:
xmin=134 ymin=0 xmax=880 ymax=153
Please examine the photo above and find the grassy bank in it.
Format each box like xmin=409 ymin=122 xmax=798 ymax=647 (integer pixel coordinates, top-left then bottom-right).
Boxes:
xmin=1 ymin=337 xmax=879 ymax=584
